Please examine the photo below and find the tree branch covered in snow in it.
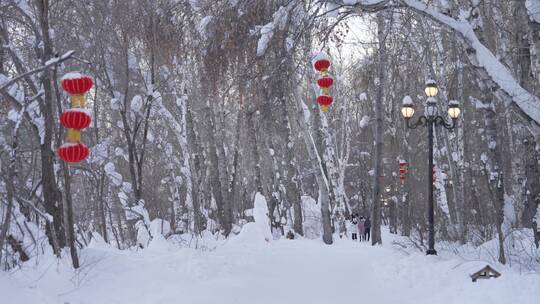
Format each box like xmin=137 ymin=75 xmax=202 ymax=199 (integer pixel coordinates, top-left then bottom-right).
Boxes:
xmin=0 ymin=51 xmax=75 ymax=92
xmin=322 ymin=0 xmax=540 ymax=135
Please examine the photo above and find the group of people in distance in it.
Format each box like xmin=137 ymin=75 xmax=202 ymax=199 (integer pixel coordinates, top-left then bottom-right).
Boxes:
xmin=351 ymin=214 xmax=371 ymax=241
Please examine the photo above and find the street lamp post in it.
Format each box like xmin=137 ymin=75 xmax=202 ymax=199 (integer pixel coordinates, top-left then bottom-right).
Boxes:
xmin=400 ymin=80 xmax=461 ymax=255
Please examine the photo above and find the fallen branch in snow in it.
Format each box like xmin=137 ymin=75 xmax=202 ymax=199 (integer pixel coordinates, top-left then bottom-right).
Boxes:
xmin=11 ymin=195 xmax=54 ymax=223
xmin=391 ymin=240 xmax=412 ymax=255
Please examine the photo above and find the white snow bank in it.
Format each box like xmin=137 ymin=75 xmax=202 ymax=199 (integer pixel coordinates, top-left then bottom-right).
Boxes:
xmin=226 ymin=222 xmax=271 ymax=247
xmin=168 ymin=230 xmax=225 ymax=251
xmin=2 ymin=227 xmax=538 ymax=304
xmin=150 ymin=218 xmax=171 ymax=237
xmin=0 ymin=275 xmax=52 ymax=304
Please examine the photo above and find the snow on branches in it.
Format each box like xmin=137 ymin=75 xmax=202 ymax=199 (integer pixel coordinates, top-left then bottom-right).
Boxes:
xmin=256 ymin=5 xmax=290 ymax=56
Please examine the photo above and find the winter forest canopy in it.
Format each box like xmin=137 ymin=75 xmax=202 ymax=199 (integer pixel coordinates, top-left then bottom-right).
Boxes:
xmin=1 ymin=0 xmax=540 ymax=303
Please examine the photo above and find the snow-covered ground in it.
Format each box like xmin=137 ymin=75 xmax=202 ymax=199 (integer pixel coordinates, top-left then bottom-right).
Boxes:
xmin=1 ymin=227 xmax=539 ymax=304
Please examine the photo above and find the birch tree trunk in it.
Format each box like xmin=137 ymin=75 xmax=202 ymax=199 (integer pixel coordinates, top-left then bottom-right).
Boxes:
xmin=290 ymin=84 xmax=333 ymax=244
xmin=478 ymin=95 xmax=507 ymax=264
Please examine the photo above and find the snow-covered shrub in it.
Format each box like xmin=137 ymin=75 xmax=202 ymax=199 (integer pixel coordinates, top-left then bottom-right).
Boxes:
xmin=301 ymin=196 xmax=322 ymax=239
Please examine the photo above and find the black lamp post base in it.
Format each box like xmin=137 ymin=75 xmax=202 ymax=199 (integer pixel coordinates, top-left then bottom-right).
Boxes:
xmin=426 ymin=249 xmax=437 ymax=255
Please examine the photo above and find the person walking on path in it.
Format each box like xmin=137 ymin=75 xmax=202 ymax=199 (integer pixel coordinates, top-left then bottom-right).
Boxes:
xmin=349 ymin=215 xmax=359 ymax=241
xmin=358 ymin=216 xmax=366 ymax=241
xmin=364 ymin=217 xmax=371 ymax=242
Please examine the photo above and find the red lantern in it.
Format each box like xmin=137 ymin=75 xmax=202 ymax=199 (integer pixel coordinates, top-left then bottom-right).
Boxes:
xmin=314 ymin=59 xmax=330 ymax=72
xmin=57 ymin=143 xmax=89 ymax=163
xmin=61 ymin=75 xmax=93 ymax=95
xmin=317 ymin=77 xmax=334 ymax=88
xmin=399 ymin=161 xmax=408 ymax=183
xmin=317 ymin=95 xmax=333 ymax=106
xmin=60 ymin=109 xmax=92 ymax=130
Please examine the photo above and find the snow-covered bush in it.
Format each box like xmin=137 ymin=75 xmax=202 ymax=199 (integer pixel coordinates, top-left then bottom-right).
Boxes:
xmin=301 ymin=196 xmax=322 ymax=239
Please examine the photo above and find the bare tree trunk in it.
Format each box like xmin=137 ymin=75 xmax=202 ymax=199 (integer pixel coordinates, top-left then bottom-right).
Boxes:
xmin=61 ymin=166 xmax=80 ymax=268
xmin=280 ymin=103 xmax=303 ymax=236
xmin=98 ymin=173 xmax=108 ymax=242
xmin=456 ymin=59 xmax=468 ymax=244
xmin=480 ymin=97 xmax=507 ymax=264
xmin=0 ymin=186 xmax=14 ymax=267
xmin=203 ymin=99 xmax=229 ymax=235
xmin=246 ymin=111 xmax=263 ymax=194
xmin=371 ymin=12 xmax=387 ymax=245
xmin=0 ymin=111 xmax=21 ymax=265
xmin=52 ymin=65 xmax=80 ymax=268
xmin=522 ymin=136 xmax=540 ymax=230
xmin=214 ymin=104 xmax=233 ymax=236
xmin=401 ymin=181 xmax=411 ymax=237
xmin=36 ymin=0 xmax=65 ymax=253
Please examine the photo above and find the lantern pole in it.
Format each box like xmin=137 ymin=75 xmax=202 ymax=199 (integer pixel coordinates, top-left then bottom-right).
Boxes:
xmin=58 ymin=74 xmax=93 ymax=163
xmin=427 ymin=119 xmax=436 ymax=255
xmin=400 ymin=80 xmax=461 ymax=256
xmin=313 ymin=53 xmax=334 ymax=112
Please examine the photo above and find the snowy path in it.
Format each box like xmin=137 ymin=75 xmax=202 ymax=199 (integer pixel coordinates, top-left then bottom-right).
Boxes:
xmin=2 ymin=232 xmax=539 ymax=304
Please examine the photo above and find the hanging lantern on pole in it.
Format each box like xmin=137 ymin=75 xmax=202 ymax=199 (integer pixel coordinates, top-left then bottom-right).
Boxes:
xmin=60 ymin=109 xmax=92 ymax=130
xmin=399 ymin=161 xmax=408 ymax=184
xmin=317 ymin=76 xmax=334 ymax=95
xmin=314 ymin=59 xmax=330 ymax=73
xmin=58 ymin=73 xmax=93 ymax=163
xmin=316 ymin=95 xmax=333 ymax=113
xmin=58 ymin=143 xmax=90 ymax=163
xmin=312 ymin=52 xmax=334 ymax=113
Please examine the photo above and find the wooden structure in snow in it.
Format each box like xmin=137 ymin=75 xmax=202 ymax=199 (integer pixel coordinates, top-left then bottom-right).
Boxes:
xmin=470 ymin=265 xmax=501 ymax=282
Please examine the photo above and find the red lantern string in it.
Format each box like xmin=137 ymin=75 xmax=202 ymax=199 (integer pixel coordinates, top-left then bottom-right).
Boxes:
xmin=314 ymin=59 xmax=330 ymax=72
xmin=58 ymin=74 xmax=93 ymax=163
xmin=399 ymin=161 xmax=408 ymax=183
xmin=317 ymin=77 xmax=334 ymax=88
xmin=60 ymin=110 xmax=92 ymax=130
xmin=313 ymin=55 xmax=333 ymax=112
xmin=61 ymin=77 xmax=93 ymax=95
xmin=316 ymin=95 xmax=333 ymax=106
xmin=57 ymin=143 xmax=89 ymax=163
